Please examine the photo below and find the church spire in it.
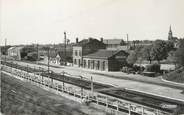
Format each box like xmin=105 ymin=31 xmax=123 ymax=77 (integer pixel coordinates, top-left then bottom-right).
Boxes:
xmin=168 ymin=25 xmax=173 ymax=40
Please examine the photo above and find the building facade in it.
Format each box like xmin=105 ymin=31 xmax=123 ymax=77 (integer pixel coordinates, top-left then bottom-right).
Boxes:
xmin=83 ymin=50 xmax=128 ymax=71
xmin=103 ymin=39 xmax=127 ymax=50
xmin=49 ymin=53 xmax=61 ymax=65
xmin=168 ymin=26 xmax=178 ymax=41
xmin=7 ymin=46 xmax=23 ymax=60
xmin=73 ymin=38 xmax=106 ymax=67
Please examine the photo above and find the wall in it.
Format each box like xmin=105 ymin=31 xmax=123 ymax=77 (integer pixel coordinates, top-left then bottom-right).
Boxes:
xmin=83 ymin=58 xmax=108 ymax=71
xmin=73 ymin=46 xmax=82 ymax=67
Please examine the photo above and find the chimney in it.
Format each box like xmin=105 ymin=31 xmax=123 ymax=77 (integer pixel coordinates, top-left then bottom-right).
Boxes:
xmin=100 ymin=37 xmax=103 ymax=42
xmin=76 ymin=38 xmax=79 ymax=43
xmin=88 ymin=37 xmax=92 ymax=42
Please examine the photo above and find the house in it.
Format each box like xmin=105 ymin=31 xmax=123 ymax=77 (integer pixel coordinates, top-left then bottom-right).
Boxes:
xmin=7 ymin=46 xmax=23 ymax=60
xmin=48 ymin=49 xmax=60 ymax=65
xmin=50 ymin=53 xmax=61 ymax=65
xmin=103 ymin=39 xmax=128 ymax=50
xmin=83 ymin=49 xmax=128 ymax=71
xmin=73 ymin=38 xmax=106 ymax=67
xmin=48 ymin=49 xmax=73 ymax=65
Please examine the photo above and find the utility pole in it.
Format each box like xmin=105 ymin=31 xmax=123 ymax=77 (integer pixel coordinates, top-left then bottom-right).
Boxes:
xmin=80 ymin=76 xmax=83 ymax=99
xmin=5 ymin=38 xmax=7 ymax=62
xmin=64 ymin=32 xmax=66 ymax=66
xmin=91 ymin=76 xmax=93 ymax=97
xmin=36 ymin=44 xmax=39 ymax=64
xmin=126 ymin=34 xmax=129 ymax=49
xmin=47 ymin=47 xmax=50 ymax=73
xmin=37 ymin=44 xmax=39 ymax=62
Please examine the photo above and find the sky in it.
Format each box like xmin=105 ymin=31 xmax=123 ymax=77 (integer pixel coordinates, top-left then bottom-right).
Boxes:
xmin=0 ymin=0 xmax=184 ymax=45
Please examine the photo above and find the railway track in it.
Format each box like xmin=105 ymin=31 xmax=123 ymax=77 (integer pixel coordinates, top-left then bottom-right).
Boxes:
xmin=1 ymin=73 xmax=87 ymax=115
xmin=1 ymin=61 xmax=184 ymax=114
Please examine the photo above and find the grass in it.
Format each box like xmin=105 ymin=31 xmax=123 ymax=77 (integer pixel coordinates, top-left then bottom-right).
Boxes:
xmin=163 ymin=67 xmax=184 ymax=83
xmin=1 ymin=73 xmax=108 ymax=115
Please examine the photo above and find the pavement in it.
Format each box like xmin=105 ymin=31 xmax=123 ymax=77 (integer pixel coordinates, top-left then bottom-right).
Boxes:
xmin=38 ymin=60 xmax=184 ymax=89
xmin=6 ymin=60 xmax=184 ymax=101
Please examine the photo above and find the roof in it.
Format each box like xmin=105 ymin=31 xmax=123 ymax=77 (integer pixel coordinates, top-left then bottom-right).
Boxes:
xmin=75 ymin=38 xmax=103 ymax=47
xmin=160 ymin=64 xmax=175 ymax=71
xmin=83 ymin=49 xmax=122 ymax=59
xmin=107 ymin=46 xmax=129 ymax=51
xmin=8 ymin=47 xmax=15 ymax=50
xmin=8 ymin=46 xmax=24 ymax=51
xmin=103 ymin=39 xmax=124 ymax=45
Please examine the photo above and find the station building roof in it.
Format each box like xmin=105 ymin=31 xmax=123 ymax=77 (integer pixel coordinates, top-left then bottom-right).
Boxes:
xmin=83 ymin=49 xmax=127 ymax=59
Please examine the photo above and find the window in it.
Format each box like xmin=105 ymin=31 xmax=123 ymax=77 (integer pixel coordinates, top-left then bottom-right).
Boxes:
xmin=75 ymin=50 xmax=78 ymax=56
xmin=78 ymin=59 xmax=81 ymax=67
xmin=79 ymin=51 xmax=82 ymax=56
xmin=74 ymin=59 xmax=77 ymax=64
xmin=102 ymin=61 xmax=105 ymax=71
xmin=91 ymin=60 xmax=94 ymax=69
xmin=83 ymin=60 xmax=86 ymax=68
xmin=88 ymin=60 xmax=90 ymax=68
xmin=97 ymin=61 xmax=100 ymax=70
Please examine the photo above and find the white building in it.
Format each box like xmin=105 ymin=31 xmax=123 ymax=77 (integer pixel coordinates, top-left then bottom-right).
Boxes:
xmin=7 ymin=46 xmax=23 ymax=60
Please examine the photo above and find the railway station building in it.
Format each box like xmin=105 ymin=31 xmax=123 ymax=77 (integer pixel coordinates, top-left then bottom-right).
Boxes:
xmin=83 ymin=49 xmax=128 ymax=71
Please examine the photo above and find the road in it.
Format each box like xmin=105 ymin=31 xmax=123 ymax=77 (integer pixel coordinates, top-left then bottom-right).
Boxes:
xmin=9 ymin=60 xmax=184 ymax=101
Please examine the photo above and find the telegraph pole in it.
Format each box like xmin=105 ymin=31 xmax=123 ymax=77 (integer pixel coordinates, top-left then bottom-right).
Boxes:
xmin=47 ymin=47 xmax=50 ymax=73
xmin=64 ymin=32 xmax=66 ymax=66
xmin=37 ymin=44 xmax=39 ymax=61
xmin=5 ymin=38 xmax=7 ymax=62
xmin=36 ymin=44 xmax=39 ymax=64
xmin=126 ymin=34 xmax=129 ymax=49
xmin=91 ymin=76 xmax=93 ymax=97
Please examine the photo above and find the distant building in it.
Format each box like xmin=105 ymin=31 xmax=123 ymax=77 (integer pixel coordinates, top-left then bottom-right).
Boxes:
xmin=7 ymin=46 xmax=23 ymax=60
xmin=73 ymin=38 xmax=106 ymax=67
xmin=83 ymin=49 xmax=128 ymax=71
xmin=49 ymin=50 xmax=60 ymax=65
xmin=168 ymin=26 xmax=178 ymax=41
xmin=167 ymin=26 xmax=180 ymax=48
xmin=129 ymin=40 xmax=153 ymax=50
xmin=103 ymin=39 xmax=128 ymax=50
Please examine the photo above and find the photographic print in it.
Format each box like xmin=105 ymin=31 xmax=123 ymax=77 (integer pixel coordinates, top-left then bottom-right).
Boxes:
xmin=1 ymin=0 xmax=184 ymax=115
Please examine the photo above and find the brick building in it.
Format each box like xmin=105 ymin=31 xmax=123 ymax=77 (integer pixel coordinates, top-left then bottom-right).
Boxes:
xmin=83 ymin=49 xmax=128 ymax=71
xmin=73 ymin=38 xmax=106 ymax=67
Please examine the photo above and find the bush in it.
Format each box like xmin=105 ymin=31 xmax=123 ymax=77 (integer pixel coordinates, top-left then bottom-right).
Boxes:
xmin=27 ymin=52 xmax=38 ymax=61
xmin=146 ymin=64 xmax=160 ymax=73
xmin=164 ymin=67 xmax=184 ymax=83
xmin=121 ymin=65 xmax=145 ymax=74
xmin=133 ymin=65 xmax=144 ymax=72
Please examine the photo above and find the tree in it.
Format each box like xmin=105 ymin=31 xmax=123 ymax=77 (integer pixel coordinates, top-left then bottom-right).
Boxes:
xmin=151 ymin=40 xmax=168 ymax=63
xmin=21 ymin=46 xmax=36 ymax=59
xmin=167 ymin=51 xmax=177 ymax=65
xmin=0 ymin=45 xmax=11 ymax=55
xmin=27 ymin=52 xmax=38 ymax=61
xmin=127 ymin=51 xmax=138 ymax=65
xmin=120 ymin=39 xmax=126 ymax=45
xmin=141 ymin=45 xmax=152 ymax=64
xmin=174 ymin=39 xmax=184 ymax=66
xmin=166 ymin=40 xmax=175 ymax=52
